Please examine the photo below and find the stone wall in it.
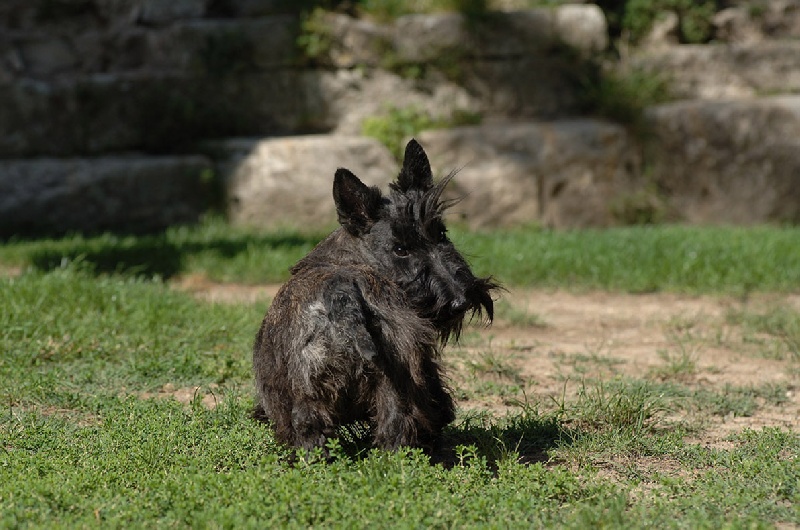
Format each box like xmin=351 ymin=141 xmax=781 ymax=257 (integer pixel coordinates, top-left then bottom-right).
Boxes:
xmin=1 ymin=1 xmax=799 ymax=235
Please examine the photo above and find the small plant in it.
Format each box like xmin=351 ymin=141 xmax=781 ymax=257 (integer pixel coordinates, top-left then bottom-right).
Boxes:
xmin=467 ymin=351 xmax=523 ymax=383
xmin=571 ymin=378 xmax=666 ymax=432
xmin=595 ymin=0 xmax=718 ymax=43
xmin=726 ymin=306 xmax=800 ymax=361
xmin=362 ymin=106 xmax=439 ymax=160
xmin=610 ymin=184 xmax=669 ymax=225
xmin=362 ymin=105 xmax=481 ymax=160
xmin=651 ymin=344 xmax=698 ymax=381
xmin=296 ymin=7 xmax=333 ymax=64
xmin=578 ymin=64 xmax=673 ymax=128
xmin=359 ymin=0 xmax=413 ymax=22
xmin=445 ymin=0 xmax=490 ymax=22
xmin=623 ymin=0 xmax=717 ymax=44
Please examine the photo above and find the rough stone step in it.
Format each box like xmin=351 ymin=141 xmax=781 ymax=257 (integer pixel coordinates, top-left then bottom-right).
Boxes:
xmin=0 ymin=16 xmax=298 ymax=80
xmin=645 ymin=95 xmax=800 ymax=224
xmin=417 ymin=120 xmax=641 ymax=229
xmin=215 ymin=134 xmax=398 ymax=231
xmin=631 ymin=41 xmax=800 ymax=99
xmin=0 ymin=155 xmax=213 ymax=236
xmin=0 ymin=70 xmax=325 ymax=158
xmin=0 ymin=0 xmax=291 ymax=31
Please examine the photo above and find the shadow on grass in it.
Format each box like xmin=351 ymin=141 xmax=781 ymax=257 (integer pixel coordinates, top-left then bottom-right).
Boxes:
xmin=333 ymin=410 xmax=573 ymax=471
xmin=434 ymin=411 xmax=570 ymax=469
xmin=26 ymin=230 xmax=323 ymax=279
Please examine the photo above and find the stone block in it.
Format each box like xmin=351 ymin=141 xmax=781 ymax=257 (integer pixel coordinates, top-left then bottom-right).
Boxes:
xmin=144 ymin=17 xmax=298 ymax=73
xmin=137 ymin=0 xmax=207 ymax=25
xmin=217 ymin=135 xmax=398 ymax=230
xmin=645 ymin=96 xmax=800 ymax=224
xmin=632 ymin=41 xmax=800 ymax=99
xmin=417 ymin=120 xmax=640 ymax=229
xmin=0 ymin=70 xmax=319 ymax=157
xmin=0 ymin=155 xmax=213 ymax=236
xmin=393 ymin=10 xmax=556 ymax=63
xmin=554 ymin=4 xmax=608 ymax=55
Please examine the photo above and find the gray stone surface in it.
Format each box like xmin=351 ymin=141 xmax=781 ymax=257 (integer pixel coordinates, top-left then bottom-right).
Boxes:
xmin=0 ymin=155 xmax=213 ymax=236
xmin=0 ymin=71 xmax=322 ymax=157
xmin=645 ymin=96 xmax=800 ymax=224
xmin=631 ymin=41 xmax=800 ymax=99
xmin=554 ymin=4 xmax=609 ymax=55
xmin=144 ymin=17 xmax=298 ymax=72
xmin=392 ymin=6 xmax=606 ymax=63
xmin=417 ymin=121 xmax=641 ymax=229
xmin=218 ymin=135 xmax=398 ymax=230
xmin=137 ymin=0 xmax=207 ymax=25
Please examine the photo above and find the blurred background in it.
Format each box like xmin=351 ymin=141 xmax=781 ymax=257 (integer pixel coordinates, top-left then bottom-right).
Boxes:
xmin=1 ymin=0 xmax=799 ymax=237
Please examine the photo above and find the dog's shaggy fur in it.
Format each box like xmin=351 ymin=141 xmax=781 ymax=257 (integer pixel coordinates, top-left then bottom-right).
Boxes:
xmin=253 ymin=139 xmax=498 ymax=452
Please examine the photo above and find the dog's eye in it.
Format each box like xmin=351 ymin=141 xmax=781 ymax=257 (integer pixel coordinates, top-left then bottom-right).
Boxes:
xmin=439 ymin=229 xmax=448 ymax=242
xmin=393 ymin=245 xmax=409 ymax=258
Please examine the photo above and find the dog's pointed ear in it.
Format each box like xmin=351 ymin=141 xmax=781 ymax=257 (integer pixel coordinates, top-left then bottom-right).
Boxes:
xmin=333 ymin=168 xmax=382 ymax=235
xmin=396 ymin=139 xmax=433 ymax=192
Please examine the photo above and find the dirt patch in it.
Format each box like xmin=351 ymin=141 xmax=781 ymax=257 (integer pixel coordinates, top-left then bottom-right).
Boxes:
xmin=456 ymin=289 xmax=800 ymax=443
xmin=141 ymin=382 xmax=221 ymax=410
xmin=175 ymin=280 xmax=800 ymax=442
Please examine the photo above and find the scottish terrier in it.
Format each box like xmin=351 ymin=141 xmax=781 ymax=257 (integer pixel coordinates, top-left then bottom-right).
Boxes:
xmin=253 ymin=139 xmax=498 ymax=453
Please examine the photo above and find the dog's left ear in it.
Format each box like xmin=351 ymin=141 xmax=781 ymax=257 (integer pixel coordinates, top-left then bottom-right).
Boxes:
xmin=396 ymin=139 xmax=433 ymax=192
xmin=333 ymin=168 xmax=383 ymax=236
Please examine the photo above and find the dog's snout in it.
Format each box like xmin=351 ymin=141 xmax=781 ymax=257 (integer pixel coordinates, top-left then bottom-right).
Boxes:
xmin=449 ymin=295 xmax=470 ymax=314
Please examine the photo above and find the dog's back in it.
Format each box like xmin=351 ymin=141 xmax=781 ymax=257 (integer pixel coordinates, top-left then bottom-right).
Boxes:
xmin=253 ymin=139 xmax=497 ymax=452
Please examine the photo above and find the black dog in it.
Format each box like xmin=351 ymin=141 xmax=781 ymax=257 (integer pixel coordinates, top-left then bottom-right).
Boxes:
xmin=253 ymin=139 xmax=498 ymax=452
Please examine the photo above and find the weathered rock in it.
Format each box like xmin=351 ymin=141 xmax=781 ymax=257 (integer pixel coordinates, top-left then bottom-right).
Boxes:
xmin=460 ymin=57 xmax=582 ymax=118
xmin=0 ymin=156 xmax=213 ymax=236
xmin=206 ymin=0 xmax=286 ymax=17
xmin=319 ymin=13 xmax=394 ymax=69
xmin=314 ymin=69 xmax=479 ymax=136
xmin=218 ymin=135 xmax=398 ymax=230
xmin=641 ymin=11 xmax=681 ymax=49
xmin=631 ymin=41 xmax=800 ymax=99
xmin=144 ymin=17 xmax=298 ymax=73
xmin=393 ymin=11 xmax=552 ymax=62
xmin=761 ymin=0 xmax=800 ymax=39
xmin=137 ymin=0 xmax=207 ymax=25
xmin=10 ymin=34 xmax=78 ymax=77
xmin=393 ymin=6 xmax=606 ymax=63
xmin=0 ymin=0 xmax=38 ymax=30
xmin=713 ymin=7 xmax=763 ymax=44
xmin=417 ymin=121 xmax=641 ymax=229
xmin=554 ymin=4 xmax=609 ymax=55
xmin=714 ymin=1 xmax=800 ymax=43
xmin=645 ymin=96 xmax=800 ymax=224
xmin=0 ymin=70 xmax=324 ymax=157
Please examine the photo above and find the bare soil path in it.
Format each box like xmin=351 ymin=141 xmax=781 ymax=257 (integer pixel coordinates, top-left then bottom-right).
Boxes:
xmin=175 ymin=276 xmax=800 ymax=442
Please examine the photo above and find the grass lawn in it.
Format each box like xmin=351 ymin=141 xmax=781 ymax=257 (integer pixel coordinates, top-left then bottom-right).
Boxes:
xmin=1 ymin=221 xmax=798 ymax=528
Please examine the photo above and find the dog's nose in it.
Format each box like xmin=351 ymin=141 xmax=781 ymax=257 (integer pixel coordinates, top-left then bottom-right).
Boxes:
xmin=449 ymin=296 xmax=470 ymax=314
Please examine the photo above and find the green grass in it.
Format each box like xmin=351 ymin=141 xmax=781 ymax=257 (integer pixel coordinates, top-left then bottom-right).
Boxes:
xmin=2 ymin=219 xmax=799 ymax=294
xmin=1 ymin=223 xmax=799 ymax=527
xmin=454 ymin=224 xmax=800 ymax=293
xmin=0 ymin=218 xmax=326 ymax=285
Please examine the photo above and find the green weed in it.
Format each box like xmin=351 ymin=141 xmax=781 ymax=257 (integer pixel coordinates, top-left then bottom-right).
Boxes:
xmin=362 ymin=105 xmax=481 ymax=161
xmin=650 ymin=332 xmax=700 ymax=381
xmin=577 ymin=64 xmax=673 ymax=128
xmin=623 ymin=0 xmax=717 ymax=44
xmin=726 ymin=306 xmax=800 ymax=361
